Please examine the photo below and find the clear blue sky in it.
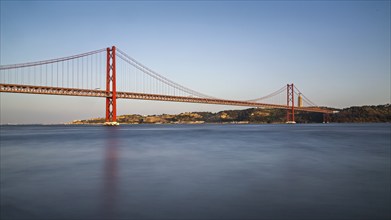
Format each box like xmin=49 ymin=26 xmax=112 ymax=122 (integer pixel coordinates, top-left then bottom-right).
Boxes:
xmin=1 ymin=1 xmax=390 ymax=124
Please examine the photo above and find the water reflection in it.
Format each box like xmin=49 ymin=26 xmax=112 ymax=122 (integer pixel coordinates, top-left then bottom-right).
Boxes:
xmin=0 ymin=124 xmax=389 ymax=219
xmin=102 ymin=128 xmax=120 ymax=219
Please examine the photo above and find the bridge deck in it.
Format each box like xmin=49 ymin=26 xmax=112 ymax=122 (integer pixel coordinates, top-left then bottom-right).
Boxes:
xmin=0 ymin=84 xmax=333 ymax=114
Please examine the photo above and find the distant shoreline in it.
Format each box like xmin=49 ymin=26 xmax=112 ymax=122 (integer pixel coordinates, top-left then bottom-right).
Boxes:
xmin=1 ymin=122 xmax=390 ymax=126
xmin=2 ymin=104 xmax=389 ymax=125
xmin=68 ymin=104 xmax=391 ymax=125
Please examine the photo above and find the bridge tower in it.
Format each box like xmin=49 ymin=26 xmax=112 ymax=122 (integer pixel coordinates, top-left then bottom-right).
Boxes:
xmin=286 ymin=83 xmax=295 ymax=123
xmin=105 ymin=46 xmax=118 ymax=126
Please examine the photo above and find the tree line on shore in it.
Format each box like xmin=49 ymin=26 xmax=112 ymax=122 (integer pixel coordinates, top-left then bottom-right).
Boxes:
xmin=71 ymin=104 xmax=390 ymax=124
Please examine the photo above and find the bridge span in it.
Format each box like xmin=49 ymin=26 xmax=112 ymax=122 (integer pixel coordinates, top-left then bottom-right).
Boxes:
xmin=0 ymin=46 xmax=334 ymax=125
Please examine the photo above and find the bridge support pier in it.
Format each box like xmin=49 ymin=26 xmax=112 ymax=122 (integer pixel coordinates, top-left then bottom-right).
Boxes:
xmin=323 ymin=113 xmax=330 ymax=123
xmin=286 ymin=83 xmax=296 ymax=124
xmin=105 ymin=46 xmax=118 ymax=126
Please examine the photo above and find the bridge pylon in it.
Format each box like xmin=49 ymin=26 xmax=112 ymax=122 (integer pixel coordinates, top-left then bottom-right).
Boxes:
xmin=286 ymin=83 xmax=295 ymax=124
xmin=105 ymin=46 xmax=118 ymax=126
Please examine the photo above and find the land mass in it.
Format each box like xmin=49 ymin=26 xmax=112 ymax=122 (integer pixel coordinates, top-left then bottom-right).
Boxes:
xmin=70 ymin=104 xmax=390 ymax=124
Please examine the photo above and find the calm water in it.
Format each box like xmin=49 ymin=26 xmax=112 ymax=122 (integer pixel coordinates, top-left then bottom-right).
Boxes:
xmin=0 ymin=124 xmax=390 ymax=220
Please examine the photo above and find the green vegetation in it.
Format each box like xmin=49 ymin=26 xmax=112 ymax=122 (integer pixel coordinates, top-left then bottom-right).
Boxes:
xmin=331 ymin=104 xmax=390 ymax=123
xmin=70 ymin=104 xmax=390 ymax=124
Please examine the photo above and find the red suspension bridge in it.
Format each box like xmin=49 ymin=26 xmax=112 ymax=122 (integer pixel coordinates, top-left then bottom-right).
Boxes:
xmin=0 ymin=46 xmax=333 ymax=125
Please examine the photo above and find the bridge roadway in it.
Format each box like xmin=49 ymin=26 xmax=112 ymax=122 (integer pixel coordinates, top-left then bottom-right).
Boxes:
xmin=0 ymin=83 xmax=333 ymax=114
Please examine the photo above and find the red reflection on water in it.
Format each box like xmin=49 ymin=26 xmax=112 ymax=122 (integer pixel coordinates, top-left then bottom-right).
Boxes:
xmin=102 ymin=129 xmax=119 ymax=219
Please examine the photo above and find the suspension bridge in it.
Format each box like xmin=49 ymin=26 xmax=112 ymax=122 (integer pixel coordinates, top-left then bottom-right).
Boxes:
xmin=0 ymin=46 xmax=333 ymax=125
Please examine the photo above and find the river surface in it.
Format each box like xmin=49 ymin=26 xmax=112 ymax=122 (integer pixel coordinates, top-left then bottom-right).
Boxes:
xmin=0 ymin=124 xmax=390 ymax=220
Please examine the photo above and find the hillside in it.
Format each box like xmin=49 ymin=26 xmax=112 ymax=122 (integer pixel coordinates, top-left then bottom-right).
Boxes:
xmin=70 ymin=104 xmax=390 ymax=124
xmin=330 ymin=104 xmax=390 ymax=123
